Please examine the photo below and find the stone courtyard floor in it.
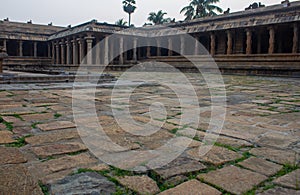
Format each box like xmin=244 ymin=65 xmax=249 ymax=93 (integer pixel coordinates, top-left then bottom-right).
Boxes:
xmin=0 ymin=72 xmax=299 ymax=195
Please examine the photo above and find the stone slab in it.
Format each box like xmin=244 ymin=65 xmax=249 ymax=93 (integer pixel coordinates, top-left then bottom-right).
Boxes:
xmin=31 ymin=153 xmax=98 ymax=178
xmin=0 ymin=147 xmax=27 ymax=165
xmin=117 ymin=175 xmax=160 ymax=195
xmin=0 ymin=130 xmax=16 ymax=144
xmin=198 ymin=166 xmax=268 ymax=195
xmin=154 ymin=157 xmax=207 ymax=179
xmin=89 ymin=164 xmax=110 ymax=172
xmin=238 ymin=157 xmax=282 ymax=176
xmin=50 ymin=172 xmax=116 ymax=195
xmin=258 ymin=187 xmax=300 ymax=195
xmin=273 ymin=169 xmax=300 ymax=189
xmin=0 ymin=164 xmax=43 ymax=195
xmin=25 ymin=129 xmax=79 ymax=145
xmin=255 ymin=132 xmax=299 ymax=149
xmin=159 ymin=179 xmax=221 ymax=195
xmin=187 ymin=146 xmax=243 ymax=166
xmin=31 ymin=142 xmax=87 ymax=158
xmin=36 ymin=121 xmax=75 ymax=131
xmin=1 ymin=116 xmax=24 ymax=124
xmin=250 ymin=147 xmax=298 ymax=165
xmin=22 ymin=113 xmax=54 ymax=122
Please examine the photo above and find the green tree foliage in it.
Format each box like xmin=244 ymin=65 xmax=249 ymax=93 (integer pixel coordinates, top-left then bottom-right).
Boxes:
xmin=180 ymin=0 xmax=223 ymax=20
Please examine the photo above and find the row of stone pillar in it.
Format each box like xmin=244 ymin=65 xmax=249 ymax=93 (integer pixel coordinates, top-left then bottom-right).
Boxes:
xmin=51 ymin=23 xmax=299 ymax=64
xmin=1 ymin=39 xmax=51 ymax=57
xmin=52 ymin=36 xmax=140 ymax=65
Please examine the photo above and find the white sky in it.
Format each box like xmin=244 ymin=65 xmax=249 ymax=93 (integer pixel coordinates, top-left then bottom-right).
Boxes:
xmin=0 ymin=0 xmax=298 ymax=27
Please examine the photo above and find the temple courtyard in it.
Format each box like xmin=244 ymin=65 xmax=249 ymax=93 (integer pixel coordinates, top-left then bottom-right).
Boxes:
xmin=0 ymin=72 xmax=299 ymax=195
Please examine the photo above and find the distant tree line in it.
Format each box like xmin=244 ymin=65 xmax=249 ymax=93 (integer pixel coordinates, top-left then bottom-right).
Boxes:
xmin=116 ymin=0 xmax=223 ymax=27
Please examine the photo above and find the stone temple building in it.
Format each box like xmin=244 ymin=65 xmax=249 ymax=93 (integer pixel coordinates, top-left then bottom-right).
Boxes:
xmin=0 ymin=1 xmax=300 ymax=76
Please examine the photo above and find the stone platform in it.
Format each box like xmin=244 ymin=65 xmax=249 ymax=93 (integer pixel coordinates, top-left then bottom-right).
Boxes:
xmin=0 ymin=71 xmax=116 ymax=84
xmin=0 ymin=73 xmax=299 ymax=194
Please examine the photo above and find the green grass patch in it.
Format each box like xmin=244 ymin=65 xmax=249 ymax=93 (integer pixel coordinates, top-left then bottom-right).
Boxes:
xmin=3 ymin=121 xmax=13 ymax=131
xmin=110 ymin=166 xmax=133 ymax=177
xmin=213 ymin=142 xmax=240 ymax=152
xmin=0 ymin=116 xmax=14 ymax=131
xmin=31 ymin=122 xmax=42 ymax=129
xmin=257 ymin=103 xmax=269 ymax=107
xmin=39 ymin=156 xmax=55 ymax=162
xmin=262 ymin=183 xmax=275 ymax=191
xmin=67 ymin=150 xmax=86 ymax=156
xmin=39 ymin=182 xmax=49 ymax=195
xmin=3 ymin=113 xmax=24 ymax=121
xmin=275 ymin=163 xmax=299 ymax=177
xmin=54 ymin=113 xmax=62 ymax=119
xmin=5 ymin=135 xmax=31 ymax=148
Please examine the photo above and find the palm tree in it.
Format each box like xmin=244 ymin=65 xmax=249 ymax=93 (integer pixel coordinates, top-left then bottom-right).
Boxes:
xmin=122 ymin=0 xmax=136 ymax=26
xmin=180 ymin=0 xmax=223 ymax=20
xmin=147 ymin=10 xmax=172 ymax=25
xmin=115 ymin=19 xmax=127 ymax=26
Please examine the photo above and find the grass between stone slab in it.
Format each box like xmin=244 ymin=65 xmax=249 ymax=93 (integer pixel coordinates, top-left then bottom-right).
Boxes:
xmin=197 ymin=176 xmax=232 ymax=195
xmin=72 ymin=167 xmax=137 ymax=195
xmin=54 ymin=113 xmax=62 ymax=119
xmin=39 ymin=181 xmax=49 ymax=195
xmin=5 ymin=135 xmax=31 ymax=148
xmin=0 ymin=116 xmax=14 ymax=131
xmin=31 ymin=122 xmax=43 ymax=129
xmin=242 ymin=163 xmax=299 ymax=194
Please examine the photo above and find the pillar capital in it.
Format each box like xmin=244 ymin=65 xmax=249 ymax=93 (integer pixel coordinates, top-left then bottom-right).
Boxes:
xmin=226 ymin=30 xmax=232 ymax=35
xmin=77 ymin=38 xmax=84 ymax=44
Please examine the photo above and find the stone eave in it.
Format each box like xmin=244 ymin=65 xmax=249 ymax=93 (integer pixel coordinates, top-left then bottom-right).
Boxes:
xmin=48 ymin=20 xmax=128 ymax=41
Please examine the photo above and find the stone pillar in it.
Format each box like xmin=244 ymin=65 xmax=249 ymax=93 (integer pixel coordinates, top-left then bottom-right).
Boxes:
xmin=72 ymin=38 xmax=78 ymax=65
xmin=51 ymin=42 xmax=55 ymax=64
xmin=78 ymin=38 xmax=84 ymax=64
xmin=133 ymin=38 xmax=138 ymax=62
xmin=146 ymin=39 xmax=151 ymax=58
xmin=246 ymin=29 xmax=252 ymax=54
xmin=0 ymin=47 xmax=8 ymax=74
xmin=268 ymin=27 xmax=275 ymax=54
xmin=19 ymin=40 xmax=23 ymax=57
xmin=3 ymin=39 xmax=7 ymax=51
xmin=47 ymin=43 xmax=51 ymax=58
xmin=119 ymin=36 xmax=124 ymax=65
xmin=210 ymin=33 xmax=216 ymax=56
xmin=104 ymin=35 xmax=109 ymax=65
xmin=293 ymin=23 xmax=299 ymax=53
xmin=110 ymin=38 xmax=114 ymax=64
xmin=85 ymin=36 xmax=94 ymax=65
xmin=180 ymin=35 xmax=185 ymax=55
xmin=60 ymin=41 xmax=65 ymax=64
xmin=34 ymin=42 xmax=37 ymax=57
xmin=156 ymin=38 xmax=161 ymax=56
xmin=168 ymin=37 xmax=173 ymax=56
xmin=55 ymin=42 xmax=59 ymax=64
xmin=66 ymin=40 xmax=71 ymax=65
xmin=226 ymin=31 xmax=233 ymax=55
xmin=95 ymin=38 xmax=101 ymax=65
xmin=194 ymin=36 xmax=199 ymax=55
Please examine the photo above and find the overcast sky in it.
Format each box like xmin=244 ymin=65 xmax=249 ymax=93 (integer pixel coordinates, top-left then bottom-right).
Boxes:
xmin=0 ymin=0 xmax=297 ymax=27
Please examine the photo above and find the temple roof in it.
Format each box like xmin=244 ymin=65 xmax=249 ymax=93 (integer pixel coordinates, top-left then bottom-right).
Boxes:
xmin=0 ymin=20 xmax=65 ymax=41
xmin=1 ymin=1 xmax=300 ymax=41
xmin=48 ymin=20 xmax=127 ymax=41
